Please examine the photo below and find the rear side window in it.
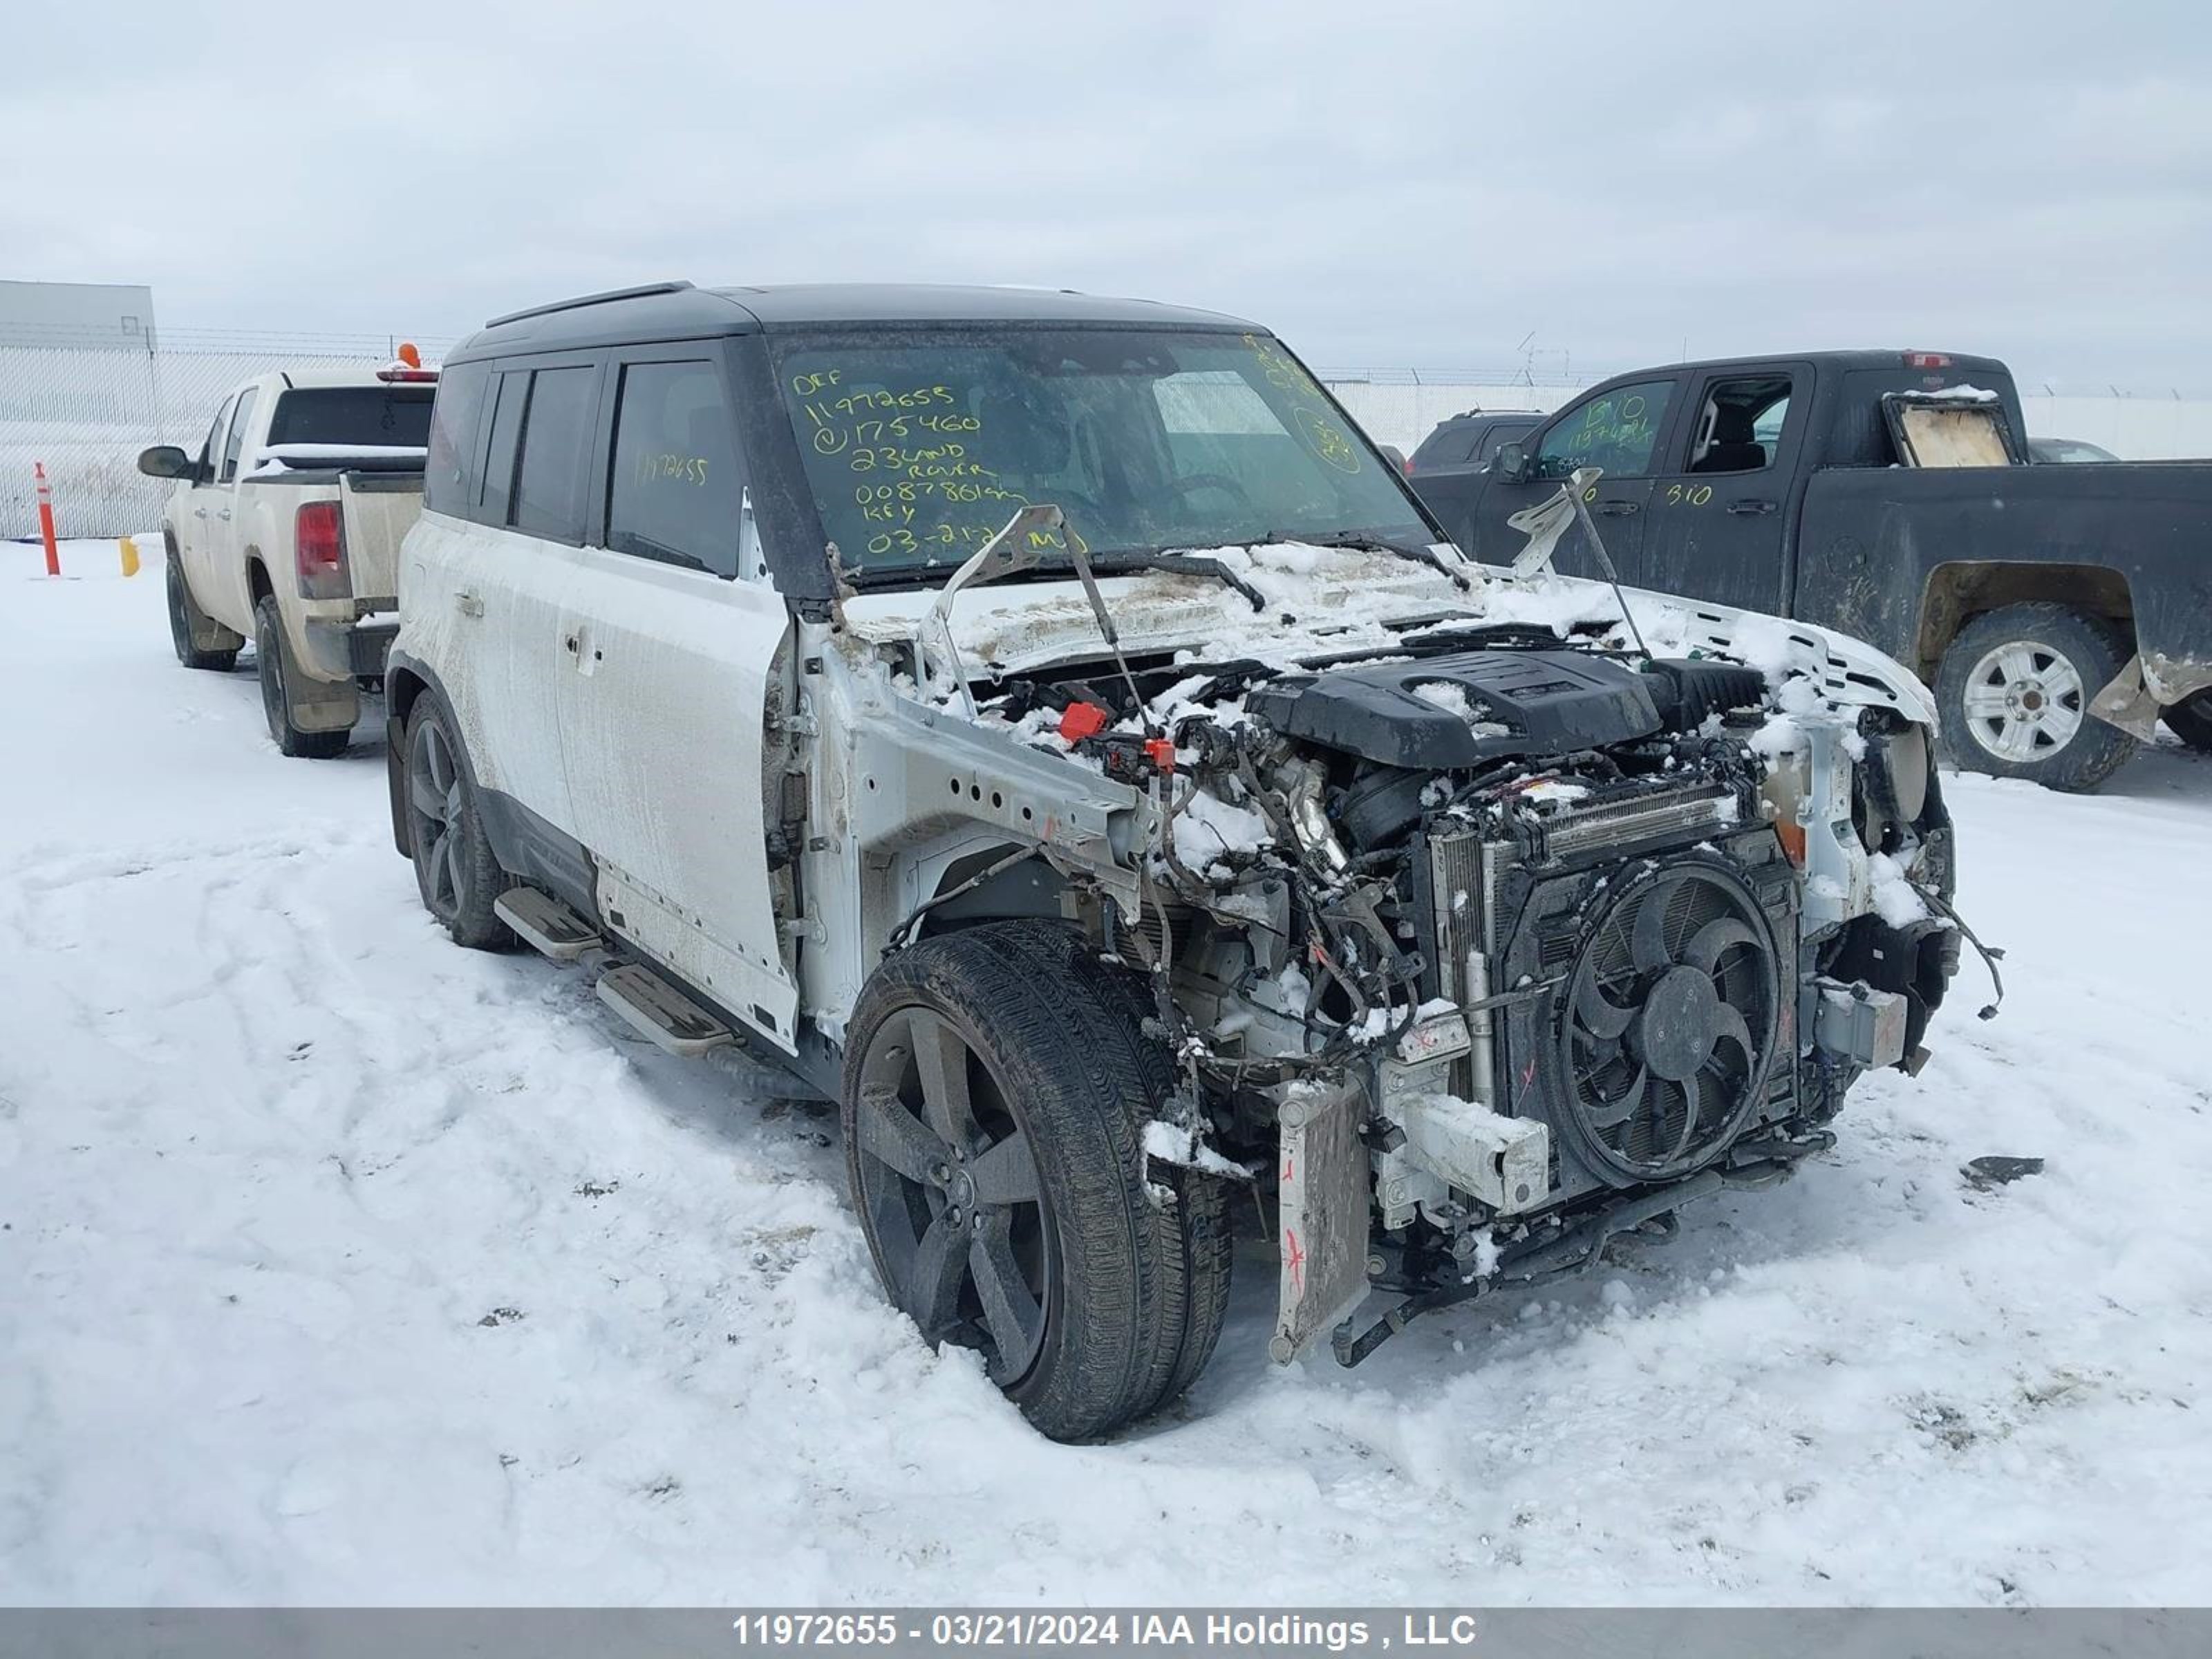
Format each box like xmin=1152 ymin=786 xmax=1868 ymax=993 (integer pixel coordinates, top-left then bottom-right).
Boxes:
xmin=607 ymin=360 xmax=741 ymax=576
xmin=511 ymin=366 xmax=599 ymax=542
xmin=424 ymin=364 xmax=489 ymax=516
xmin=220 ymin=388 xmax=259 ymax=481
xmin=479 ymin=371 xmax=526 ymax=525
xmin=1412 ymin=422 xmax=1477 ymax=469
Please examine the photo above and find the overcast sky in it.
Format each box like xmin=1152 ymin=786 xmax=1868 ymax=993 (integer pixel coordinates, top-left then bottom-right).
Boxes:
xmin=14 ymin=1 xmax=2211 ymax=391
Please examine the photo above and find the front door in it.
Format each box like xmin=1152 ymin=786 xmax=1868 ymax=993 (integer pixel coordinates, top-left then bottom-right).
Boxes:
xmin=1464 ymin=375 xmax=1686 ymax=585
xmin=552 ymin=347 xmax=801 ymax=1051
xmin=1640 ymin=364 xmax=1808 ymax=615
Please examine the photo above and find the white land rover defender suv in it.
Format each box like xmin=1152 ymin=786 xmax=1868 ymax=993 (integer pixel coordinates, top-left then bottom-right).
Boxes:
xmin=387 ymin=282 xmax=1966 ymax=1440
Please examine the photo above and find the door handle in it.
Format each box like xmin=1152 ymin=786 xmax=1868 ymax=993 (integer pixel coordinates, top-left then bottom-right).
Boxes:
xmin=218 ymin=508 xmax=231 ymax=521
xmin=1727 ymin=499 xmax=1777 ymax=516
xmin=455 ymin=590 xmax=484 ymax=619
xmin=193 ymin=508 xmax=207 ymax=519
xmin=1596 ymin=500 xmax=1640 ymax=516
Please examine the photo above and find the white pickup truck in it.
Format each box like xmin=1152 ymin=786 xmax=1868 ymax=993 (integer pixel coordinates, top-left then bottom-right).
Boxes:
xmin=138 ymin=362 xmax=436 ymax=756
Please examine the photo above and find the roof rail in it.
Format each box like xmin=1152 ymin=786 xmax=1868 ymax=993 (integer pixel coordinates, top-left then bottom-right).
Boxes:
xmin=485 ymin=281 xmax=695 ymax=330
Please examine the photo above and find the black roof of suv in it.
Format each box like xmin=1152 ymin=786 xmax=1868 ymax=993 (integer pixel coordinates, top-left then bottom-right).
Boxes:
xmin=456 ymin=281 xmax=1258 ymax=361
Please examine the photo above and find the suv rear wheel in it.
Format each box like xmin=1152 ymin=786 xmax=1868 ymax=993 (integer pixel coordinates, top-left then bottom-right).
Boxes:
xmin=403 ymin=697 xmax=513 ymax=950
xmin=1936 ymin=603 xmax=2137 ymax=792
xmin=842 ymin=921 xmax=1231 ymax=1441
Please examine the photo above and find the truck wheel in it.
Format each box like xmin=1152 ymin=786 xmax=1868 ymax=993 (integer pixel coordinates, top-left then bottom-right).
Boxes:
xmin=167 ymin=554 xmax=239 ymax=672
xmin=402 ymin=697 xmax=513 ymax=950
xmin=1936 ymin=603 xmax=2137 ymax=792
xmin=254 ymin=595 xmax=348 ymax=759
xmin=2161 ymin=691 xmax=2212 ymax=753
xmin=842 ymin=920 xmax=1231 ymax=1441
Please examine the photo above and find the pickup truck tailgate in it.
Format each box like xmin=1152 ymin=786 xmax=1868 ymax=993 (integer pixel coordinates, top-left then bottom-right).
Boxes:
xmin=340 ymin=474 xmax=424 ymax=606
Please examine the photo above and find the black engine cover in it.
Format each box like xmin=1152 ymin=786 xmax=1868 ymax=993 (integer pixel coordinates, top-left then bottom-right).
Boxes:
xmin=1248 ymin=648 xmax=1660 ymax=769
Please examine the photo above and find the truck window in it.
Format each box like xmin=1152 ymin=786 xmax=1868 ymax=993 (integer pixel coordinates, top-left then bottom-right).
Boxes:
xmin=510 ymin=366 xmax=599 ymax=541
xmin=1889 ymin=398 xmax=2012 ymax=468
xmin=200 ymin=397 xmax=236 ymax=478
xmin=265 ymin=386 xmax=435 ymax=449
xmin=1535 ymin=380 xmax=1674 ymax=480
xmin=220 ymin=388 xmax=260 ymax=482
xmin=1687 ymin=375 xmax=1793 ymax=474
xmin=607 ymin=360 xmax=740 ymax=577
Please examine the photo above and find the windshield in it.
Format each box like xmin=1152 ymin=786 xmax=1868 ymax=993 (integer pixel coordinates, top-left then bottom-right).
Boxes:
xmin=770 ymin=328 xmax=1430 ymax=576
xmin=265 ymin=386 xmax=435 ymax=449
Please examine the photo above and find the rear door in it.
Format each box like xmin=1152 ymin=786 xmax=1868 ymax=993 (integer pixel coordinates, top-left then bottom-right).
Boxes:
xmin=422 ymin=354 xmax=603 ymax=830
xmin=1640 ymin=363 xmax=1810 ymax=614
xmin=553 ymin=342 xmax=800 ymax=1051
xmin=1463 ymin=375 xmax=1688 ymax=583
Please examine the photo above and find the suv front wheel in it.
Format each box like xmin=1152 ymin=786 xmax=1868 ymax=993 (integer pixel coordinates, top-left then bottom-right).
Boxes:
xmin=842 ymin=921 xmax=1231 ymax=1441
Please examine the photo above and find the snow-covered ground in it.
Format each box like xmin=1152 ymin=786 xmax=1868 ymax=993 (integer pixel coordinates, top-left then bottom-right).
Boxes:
xmin=3 ymin=543 xmax=2208 ymax=1606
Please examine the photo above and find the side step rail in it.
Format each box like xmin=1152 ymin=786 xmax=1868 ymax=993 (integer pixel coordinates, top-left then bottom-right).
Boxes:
xmin=596 ymin=962 xmax=733 ymax=1058
xmin=494 ymin=888 xmax=602 ymax=961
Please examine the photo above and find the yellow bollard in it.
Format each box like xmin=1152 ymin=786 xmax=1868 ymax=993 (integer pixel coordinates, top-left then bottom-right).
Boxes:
xmin=119 ymin=536 xmax=141 ymax=578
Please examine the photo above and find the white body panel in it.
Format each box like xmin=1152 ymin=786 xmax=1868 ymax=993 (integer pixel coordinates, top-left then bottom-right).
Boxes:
xmin=556 ymin=548 xmax=799 ymax=1049
xmin=397 ymin=512 xmax=575 ymax=823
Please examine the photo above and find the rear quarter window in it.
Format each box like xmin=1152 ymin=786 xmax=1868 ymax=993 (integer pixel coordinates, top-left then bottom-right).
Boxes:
xmin=424 ymin=364 xmax=490 ymax=516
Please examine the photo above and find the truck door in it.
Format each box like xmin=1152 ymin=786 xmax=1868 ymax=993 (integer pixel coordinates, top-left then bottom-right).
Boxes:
xmin=207 ymin=384 xmax=261 ymax=627
xmin=176 ymin=393 xmax=236 ymax=597
xmin=552 ymin=345 xmax=801 ymax=1052
xmin=1640 ymin=364 xmax=1809 ymax=615
xmin=1462 ymin=375 xmax=1687 ymax=584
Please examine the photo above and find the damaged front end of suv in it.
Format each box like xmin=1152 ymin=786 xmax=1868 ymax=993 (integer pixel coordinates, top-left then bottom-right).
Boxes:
xmin=760 ymin=310 xmax=1969 ymax=1436
xmin=801 ymin=494 xmax=1965 ymax=1396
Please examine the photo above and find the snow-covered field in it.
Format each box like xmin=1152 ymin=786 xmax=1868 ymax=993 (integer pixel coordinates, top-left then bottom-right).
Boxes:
xmin=3 ymin=543 xmax=2208 ymax=1606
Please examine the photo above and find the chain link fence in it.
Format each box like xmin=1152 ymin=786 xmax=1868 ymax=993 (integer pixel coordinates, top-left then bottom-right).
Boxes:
xmin=1 ymin=328 xmax=459 ymax=539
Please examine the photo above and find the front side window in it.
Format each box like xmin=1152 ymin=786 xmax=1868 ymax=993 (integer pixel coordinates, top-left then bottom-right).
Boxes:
xmin=607 ymin=360 xmax=740 ymax=575
xmin=511 ymin=366 xmax=598 ymax=541
xmin=769 ymin=327 xmax=1427 ymax=577
xmin=200 ymin=396 xmax=235 ymax=478
xmin=1535 ymin=379 xmax=1674 ymax=480
xmin=220 ymin=388 xmax=259 ymax=481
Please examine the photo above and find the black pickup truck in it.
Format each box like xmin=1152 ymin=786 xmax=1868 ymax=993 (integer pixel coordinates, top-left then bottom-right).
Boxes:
xmin=1409 ymin=350 xmax=2212 ymax=790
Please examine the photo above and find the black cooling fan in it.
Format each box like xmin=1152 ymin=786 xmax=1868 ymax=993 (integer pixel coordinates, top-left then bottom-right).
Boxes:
xmin=1557 ymin=859 xmax=1781 ymax=1185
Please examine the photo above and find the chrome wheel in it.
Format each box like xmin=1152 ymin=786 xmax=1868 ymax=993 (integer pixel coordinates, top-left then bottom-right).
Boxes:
xmin=407 ymin=715 xmax=469 ymax=920
xmin=851 ymin=1004 xmax=1049 ymax=1382
xmin=1961 ymin=639 xmax=2086 ymax=763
